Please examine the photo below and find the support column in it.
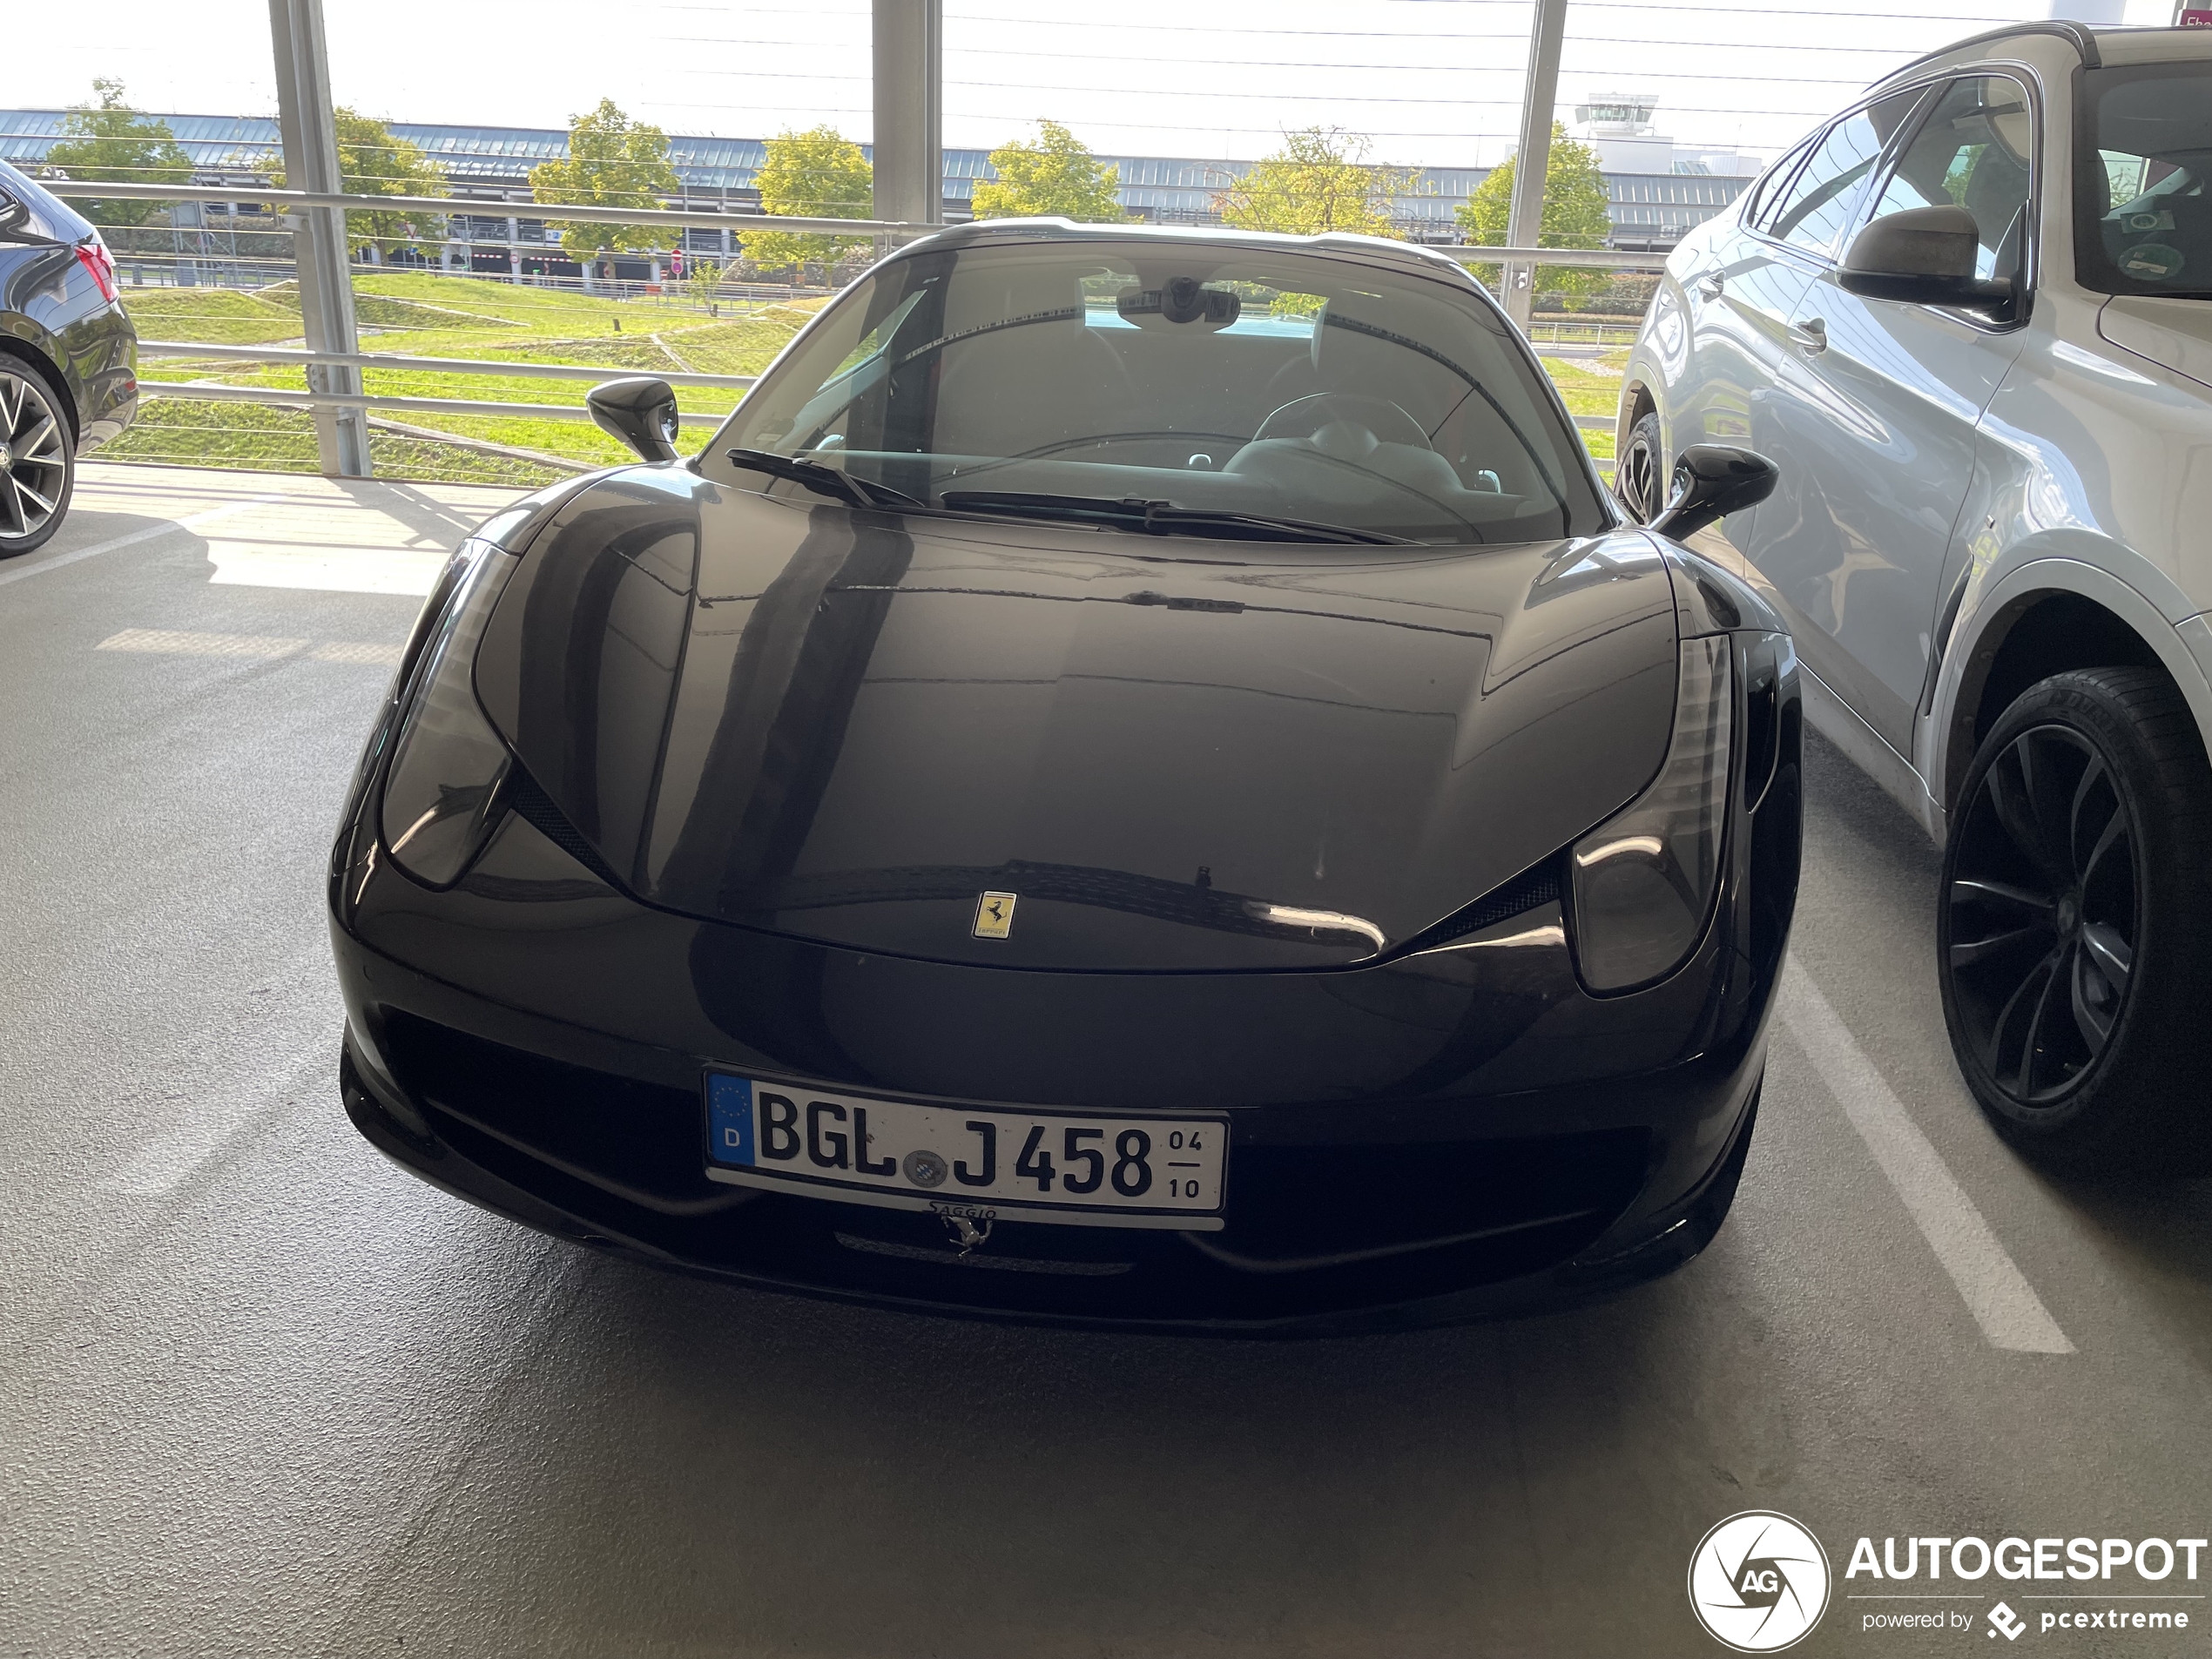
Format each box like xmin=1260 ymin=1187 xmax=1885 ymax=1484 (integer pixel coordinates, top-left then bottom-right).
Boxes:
xmin=872 ymin=0 xmax=943 ymax=227
xmin=268 ymin=0 xmax=369 ymax=475
xmin=172 ymin=199 xmax=204 ymax=288
xmin=1501 ymin=0 xmax=1570 ymax=329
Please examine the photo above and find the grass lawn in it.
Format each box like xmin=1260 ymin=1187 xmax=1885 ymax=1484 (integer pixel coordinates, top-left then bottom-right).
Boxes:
xmin=1541 ymin=352 xmax=1628 ymax=468
xmin=111 ymin=268 xmax=1629 ymax=487
xmin=118 ymin=287 xmax=303 ymax=346
xmin=114 ymin=270 xmax=814 ymax=479
xmin=103 ymin=396 xmax=569 ymax=487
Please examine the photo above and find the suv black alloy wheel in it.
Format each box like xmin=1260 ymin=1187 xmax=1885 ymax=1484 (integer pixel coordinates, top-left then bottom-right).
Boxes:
xmin=1616 ymin=411 xmax=1663 ymax=524
xmin=1939 ymin=667 xmax=2212 ymax=1171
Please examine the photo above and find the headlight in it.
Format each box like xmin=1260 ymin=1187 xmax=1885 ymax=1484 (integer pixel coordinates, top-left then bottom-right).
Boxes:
xmin=380 ymin=539 xmax=516 ymax=887
xmin=1568 ymin=634 xmax=1732 ymax=992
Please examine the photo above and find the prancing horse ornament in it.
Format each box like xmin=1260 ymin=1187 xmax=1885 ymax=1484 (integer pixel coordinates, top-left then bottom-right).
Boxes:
xmin=972 ymin=890 xmax=1017 ymax=940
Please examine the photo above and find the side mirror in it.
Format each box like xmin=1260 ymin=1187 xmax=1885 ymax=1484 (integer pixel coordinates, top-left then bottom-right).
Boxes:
xmin=1838 ymin=206 xmax=2013 ymax=307
xmin=1648 ymin=444 xmax=1778 ymax=542
xmin=587 ymin=376 xmax=681 ymax=463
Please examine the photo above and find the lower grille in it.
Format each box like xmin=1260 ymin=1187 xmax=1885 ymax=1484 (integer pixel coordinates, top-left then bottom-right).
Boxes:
xmin=378 ymin=1013 xmax=1649 ymax=1322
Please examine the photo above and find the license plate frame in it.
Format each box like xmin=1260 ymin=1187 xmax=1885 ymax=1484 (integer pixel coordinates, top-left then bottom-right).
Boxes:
xmin=701 ymin=1071 xmax=1228 ymax=1231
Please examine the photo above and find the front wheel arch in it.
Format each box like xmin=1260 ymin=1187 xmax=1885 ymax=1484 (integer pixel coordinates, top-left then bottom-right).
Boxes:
xmin=1616 ymin=381 xmax=1657 ymax=462
xmin=1932 ymin=562 xmax=2212 ymax=824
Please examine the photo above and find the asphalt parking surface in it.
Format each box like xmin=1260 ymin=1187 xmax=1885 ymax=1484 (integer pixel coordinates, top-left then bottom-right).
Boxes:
xmin=3 ymin=464 xmax=2209 ymax=1657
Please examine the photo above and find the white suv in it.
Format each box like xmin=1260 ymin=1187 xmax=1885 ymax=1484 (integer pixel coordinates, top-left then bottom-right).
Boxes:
xmin=1616 ymin=22 xmax=2212 ymax=1171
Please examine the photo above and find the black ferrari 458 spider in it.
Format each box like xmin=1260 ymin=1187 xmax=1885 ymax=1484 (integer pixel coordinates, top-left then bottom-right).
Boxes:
xmin=331 ymin=219 xmax=1799 ymax=1332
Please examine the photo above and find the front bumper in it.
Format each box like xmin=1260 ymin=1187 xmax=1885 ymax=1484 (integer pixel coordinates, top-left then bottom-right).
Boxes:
xmin=330 ymin=732 xmax=1797 ymax=1332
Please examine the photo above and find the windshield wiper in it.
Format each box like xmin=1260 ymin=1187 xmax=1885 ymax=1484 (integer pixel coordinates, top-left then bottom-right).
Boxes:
xmin=725 ymin=447 xmax=927 ymax=510
xmin=938 ymin=490 xmax=1415 ymax=546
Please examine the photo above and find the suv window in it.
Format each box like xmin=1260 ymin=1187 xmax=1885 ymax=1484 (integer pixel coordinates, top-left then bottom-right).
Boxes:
xmin=1865 ymin=76 xmax=2034 ymax=287
xmin=1745 ymin=135 xmax=1819 ymax=235
xmin=1764 ymin=89 xmax=1927 ymax=257
xmin=2074 ymin=62 xmax=2212 ymax=299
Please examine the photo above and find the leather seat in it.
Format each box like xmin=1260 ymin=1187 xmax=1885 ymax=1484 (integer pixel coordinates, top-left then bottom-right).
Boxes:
xmin=931 ymin=264 xmax=1141 ymax=459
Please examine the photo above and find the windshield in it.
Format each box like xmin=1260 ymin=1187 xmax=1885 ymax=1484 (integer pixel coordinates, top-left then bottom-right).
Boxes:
xmin=2077 ymin=62 xmax=2212 ymax=299
xmin=700 ymin=237 xmax=1608 ymax=545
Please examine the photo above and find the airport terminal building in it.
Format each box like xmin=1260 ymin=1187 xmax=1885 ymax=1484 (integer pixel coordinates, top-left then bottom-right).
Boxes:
xmin=0 ymin=110 xmax=1753 ymax=279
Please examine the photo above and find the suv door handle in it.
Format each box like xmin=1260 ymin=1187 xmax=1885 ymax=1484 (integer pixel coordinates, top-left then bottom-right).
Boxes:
xmin=1698 ymin=271 xmax=1725 ymax=300
xmin=1791 ymin=316 xmax=1829 ymax=354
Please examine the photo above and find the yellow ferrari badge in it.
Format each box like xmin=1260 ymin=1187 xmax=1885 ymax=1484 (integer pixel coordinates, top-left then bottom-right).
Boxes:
xmin=972 ymin=891 xmax=1017 ymax=940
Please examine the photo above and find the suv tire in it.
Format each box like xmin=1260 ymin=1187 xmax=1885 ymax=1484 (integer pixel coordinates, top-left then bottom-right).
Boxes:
xmin=1939 ymin=667 xmax=2212 ymax=1173
xmin=1615 ymin=410 xmax=1664 ymax=523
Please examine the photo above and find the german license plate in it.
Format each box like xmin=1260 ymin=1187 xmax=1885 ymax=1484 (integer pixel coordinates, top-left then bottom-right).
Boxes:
xmin=702 ymin=1072 xmax=1227 ymax=1231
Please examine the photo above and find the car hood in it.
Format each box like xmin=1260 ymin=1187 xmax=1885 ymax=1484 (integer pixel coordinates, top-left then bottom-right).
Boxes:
xmin=2098 ymin=295 xmax=2212 ymax=393
xmin=474 ymin=468 xmax=1681 ymax=970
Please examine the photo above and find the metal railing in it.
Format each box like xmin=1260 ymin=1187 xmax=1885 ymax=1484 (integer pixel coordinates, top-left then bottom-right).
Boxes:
xmin=58 ymin=182 xmax=1636 ymax=477
xmin=138 ymin=341 xmax=757 ymax=394
xmin=47 ymin=180 xmax=940 ymax=241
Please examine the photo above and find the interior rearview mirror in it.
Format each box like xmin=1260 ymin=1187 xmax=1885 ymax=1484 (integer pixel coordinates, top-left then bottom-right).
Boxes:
xmin=587 ymin=376 xmax=682 ymax=463
xmin=1838 ymin=205 xmax=2013 ymax=308
xmin=1117 ymin=277 xmax=1241 ymax=329
xmin=1648 ymin=445 xmax=1779 ymax=542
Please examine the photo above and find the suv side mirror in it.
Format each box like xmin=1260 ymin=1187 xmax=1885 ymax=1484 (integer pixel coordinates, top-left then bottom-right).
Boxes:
xmin=1838 ymin=205 xmax=2013 ymax=307
xmin=587 ymin=376 xmax=681 ymax=463
xmin=1648 ymin=444 xmax=1778 ymax=542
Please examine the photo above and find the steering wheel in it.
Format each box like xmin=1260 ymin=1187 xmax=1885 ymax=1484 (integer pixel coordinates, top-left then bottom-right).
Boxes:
xmin=1251 ymin=392 xmax=1433 ymax=450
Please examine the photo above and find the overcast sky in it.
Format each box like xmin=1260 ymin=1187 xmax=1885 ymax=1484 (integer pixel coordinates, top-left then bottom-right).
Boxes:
xmin=7 ymin=0 xmax=2187 ymax=168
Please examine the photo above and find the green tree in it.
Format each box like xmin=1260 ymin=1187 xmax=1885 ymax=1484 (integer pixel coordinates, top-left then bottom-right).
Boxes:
xmin=743 ymin=126 xmax=873 ymax=273
xmin=260 ymin=108 xmax=446 ymax=260
xmin=1215 ymin=128 xmax=1406 ymax=238
xmin=971 ymin=121 xmax=1125 ymax=223
xmin=40 ymin=79 xmax=192 ymax=228
xmin=1456 ymin=125 xmax=1615 ymax=304
xmin=529 ymin=99 xmax=680 ymax=281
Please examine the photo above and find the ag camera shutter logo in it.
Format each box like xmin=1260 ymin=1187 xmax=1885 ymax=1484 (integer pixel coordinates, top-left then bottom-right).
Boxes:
xmin=1689 ymin=1511 xmax=1832 ymax=1651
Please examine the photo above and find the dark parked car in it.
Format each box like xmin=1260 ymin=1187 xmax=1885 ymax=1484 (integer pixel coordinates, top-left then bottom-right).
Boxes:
xmin=331 ymin=220 xmax=1800 ymax=1332
xmin=0 ymin=158 xmax=138 ymax=556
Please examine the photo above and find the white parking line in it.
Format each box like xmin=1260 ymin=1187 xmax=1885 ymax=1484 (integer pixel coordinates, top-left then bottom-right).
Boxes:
xmin=92 ymin=628 xmax=402 ymax=664
xmin=1781 ymin=960 xmax=2074 ymax=1355
xmin=98 ymin=628 xmax=310 ymax=659
xmin=0 ymin=493 xmax=285 ymax=589
xmin=98 ymin=946 xmax=333 ymax=1198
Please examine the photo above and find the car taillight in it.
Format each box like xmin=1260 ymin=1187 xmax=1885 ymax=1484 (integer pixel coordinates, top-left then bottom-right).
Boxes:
xmin=74 ymin=237 xmax=119 ymax=304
